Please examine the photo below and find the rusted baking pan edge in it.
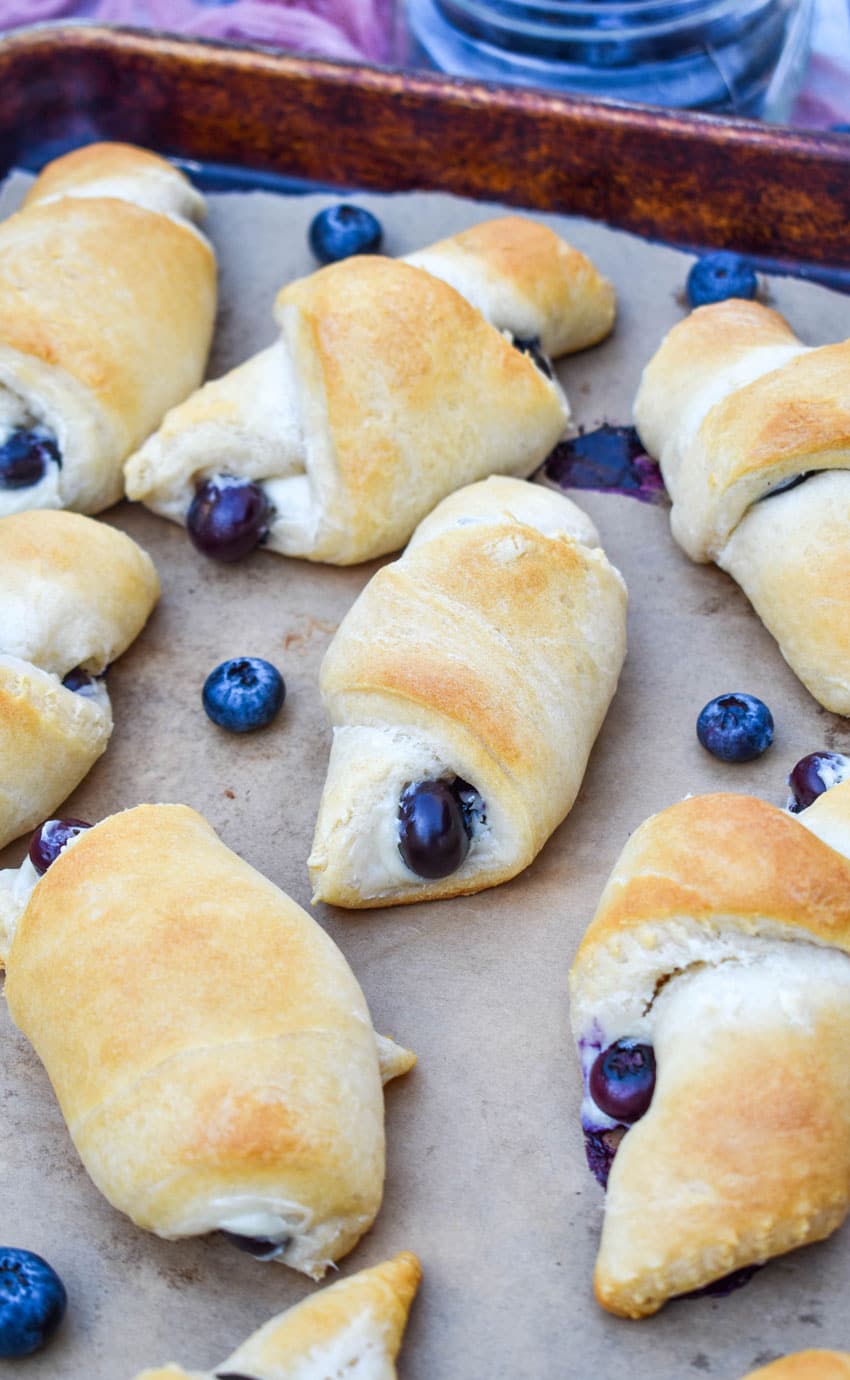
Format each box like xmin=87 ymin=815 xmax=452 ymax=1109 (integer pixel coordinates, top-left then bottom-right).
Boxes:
xmin=0 ymin=23 xmax=848 ymax=271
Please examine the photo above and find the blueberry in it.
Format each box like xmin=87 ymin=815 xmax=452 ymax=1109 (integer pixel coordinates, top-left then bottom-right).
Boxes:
xmin=512 ymin=336 xmax=553 ymax=380
xmin=0 ymin=428 xmax=61 ymax=490
xmin=28 ymin=818 xmax=92 ymax=876
xmin=61 ymin=666 xmax=101 ymax=698
xmin=589 ymin=1039 xmax=656 ymax=1124
xmin=686 ymin=252 xmax=758 ymax=308
xmin=696 ymin=692 xmax=774 ymax=763
xmin=219 ymin=1231 xmax=288 ymax=1261
xmin=187 ymin=477 xmax=271 ymax=563
xmin=308 ymin=204 xmax=383 ymax=265
xmin=0 ymin=1248 xmax=66 ymax=1357
xmin=398 ymin=777 xmax=477 ymax=879
xmin=788 ymin=751 xmax=850 ymax=813
xmin=202 ymin=657 xmax=285 ymax=733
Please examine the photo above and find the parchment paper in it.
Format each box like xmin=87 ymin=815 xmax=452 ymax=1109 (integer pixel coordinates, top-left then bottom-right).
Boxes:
xmin=1 ymin=173 xmax=849 ymax=1380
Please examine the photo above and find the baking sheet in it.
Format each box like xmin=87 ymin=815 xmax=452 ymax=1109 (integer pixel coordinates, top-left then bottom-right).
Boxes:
xmin=1 ymin=173 xmax=850 ymax=1379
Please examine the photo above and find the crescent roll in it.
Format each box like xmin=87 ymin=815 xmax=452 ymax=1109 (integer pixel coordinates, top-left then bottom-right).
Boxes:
xmin=0 ymin=141 xmax=216 ymax=518
xmin=124 ymin=216 xmax=615 ymax=565
xmin=1 ymin=804 xmax=414 ymax=1277
xmin=634 ymin=300 xmax=850 ymax=712
xmin=308 ymin=476 xmax=627 ymax=906
xmin=743 ymin=1357 xmax=850 ymax=1380
xmin=0 ymin=508 xmax=159 ymax=849
xmin=570 ymin=780 xmax=850 ymax=1318
xmin=132 ymin=1252 xmax=420 ymax=1380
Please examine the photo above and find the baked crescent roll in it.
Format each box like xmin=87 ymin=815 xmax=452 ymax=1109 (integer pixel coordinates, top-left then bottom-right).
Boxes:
xmin=0 ymin=509 xmax=159 ymax=849
xmin=0 ymin=804 xmax=414 ymax=1278
xmin=308 ymin=476 xmax=627 ymax=906
xmin=124 ymin=216 xmax=615 ymax=565
xmin=634 ymin=300 xmax=850 ymax=712
xmin=132 ymin=1252 xmax=420 ymax=1380
xmin=570 ymin=780 xmax=850 ymax=1318
xmin=743 ymin=1356 xmax=850 ymax=1380
xmin=0 ymin=142 xmax=216 ymax=518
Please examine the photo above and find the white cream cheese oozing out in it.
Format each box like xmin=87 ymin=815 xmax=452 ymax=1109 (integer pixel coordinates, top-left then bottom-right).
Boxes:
xmin=0 ymin=809 xmax=100 ymax=961
xmin=0 ymin=391 xmax=62 ymax=517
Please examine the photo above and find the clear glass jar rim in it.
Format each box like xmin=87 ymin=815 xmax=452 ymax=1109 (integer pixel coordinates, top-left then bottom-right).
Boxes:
xmin=435 ymin=0 xmax=795 ymax=41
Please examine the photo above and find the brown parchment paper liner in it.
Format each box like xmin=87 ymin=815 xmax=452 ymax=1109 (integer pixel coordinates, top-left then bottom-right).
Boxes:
xmin=1 ymin=172 xmax=849 ymax=1380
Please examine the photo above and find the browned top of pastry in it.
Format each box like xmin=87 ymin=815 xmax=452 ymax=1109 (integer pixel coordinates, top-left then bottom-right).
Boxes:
xmin=575 ymin=792 xmax=850 ymax=966
xmin=22 ymin=141 xmax=197 ymax=209
xmin=744 ymin=1353 xmax=850 ymax=1379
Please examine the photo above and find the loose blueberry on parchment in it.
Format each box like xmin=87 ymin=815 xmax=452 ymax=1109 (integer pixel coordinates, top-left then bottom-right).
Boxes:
xmin=686 ymin=252 xmax=758 ymax=308
xmin=309 ymin=204 xmax=383 ymax=264
xmin=203 ymin=658 xmax=286 ymax=733
xmin=696 ymin=692 xmax=774 ymax=763
xmin=0 ymin=1248 xmax=66 ymax=1357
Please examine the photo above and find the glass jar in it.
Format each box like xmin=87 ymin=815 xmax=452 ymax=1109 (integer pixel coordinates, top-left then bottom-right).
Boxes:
xmin=404 ymin=0 xmax=814 ymax=119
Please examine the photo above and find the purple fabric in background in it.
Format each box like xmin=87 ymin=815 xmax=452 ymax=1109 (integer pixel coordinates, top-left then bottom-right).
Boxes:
xmin=0 ymin=0 xmax=846 ymax=126
xmin=0 ymin=0 xmax=396 ymax=63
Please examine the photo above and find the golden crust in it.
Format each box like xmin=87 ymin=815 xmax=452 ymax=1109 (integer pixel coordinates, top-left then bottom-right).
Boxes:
xmin=719 ymin=471 xmax=850 ymax=714
xmin=594 ymin=951 xmax=850 ymax=1315
xmin=0 ymin=197 xmax=215 ymax=458
xmin=22 ymin=142 xmax=200 ymax=211
xmin=309 ymin=478 xmax=626 ymax=906
xmin=0 ymin=508 xmax=159 ymax=675
xmin=697 ymin=340 xmax=850 ymax=517
xmin=124 ymin=215 xmax=615 ymax=564
xmin=574 ymin=792 xmax=850 ymax=971
xmin=571 ymin=785 xmax=850 ymax=1318
xmin=0 ymin=141 xmax=215 ymax=516
xmin=407 ymin=214 xmax=616 ymax=355
xmin=131 ymin=1253 xmax=421 ymax=1380
xmin=743 ymin=1355 xmax=850 ymax=1379
xmin=5 ymin=805 xmax=409 ymax=1275
xmin=0 ymin=656 xmax=111 ymax=850
xmin=633 ymin=299 xmax=850 ymax=711
xmin=275 ymin=255 xmax=567 ymax=562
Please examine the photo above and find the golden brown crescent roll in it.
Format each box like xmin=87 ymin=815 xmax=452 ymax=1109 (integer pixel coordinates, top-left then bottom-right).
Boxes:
xmin=132 ymin=1252 xmax=420 ymax=1380
xmin=634 ymin=299 xmax=850 ymax=712
xmin=0 ymin=141 xmax=216 ymax=518
xmin=0 ymin=509 xmax=159 ymax=850
xmin=308 ymin=476 xmax=627 ymax=906
xmin=570 ymin=780 xmax=850 ymax=1318
xmin=742 ymin=1356 xmax=850 ymax=1380
xmin=0 ymin=804 xmax=414 ymax=1277
xmin=124 ymin=216 xmax=615 ymax=565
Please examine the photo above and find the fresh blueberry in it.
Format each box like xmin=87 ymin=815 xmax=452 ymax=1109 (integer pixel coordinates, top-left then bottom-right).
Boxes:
xmin=512 ymin=336 xmax=553 ymax=380
xmin=589 ymin=1039 xmax=656 ymax=1124
xmin=696 ymin=692 xmax=774 ymax=763
xmin=219 ymin=1231 xmax=288 ymax=1261
xmin=0 ymin=428 xmax=61 ymax=490
xmin=187 ymin=477 xmax=271 ymax=563
xmin=28 ymin=818 xmax=92 ymax=876
xmin=398 ymin=777 xmax=477 ymax=879
xmin=308 ymin=204 xmax=383 ymax=265
xmin=0 ymin=1248 xmax=66 ymax=1357
xmin=686 ymin=252 xmax=758 ymax=308
xmin=202 ymin=657 xmax=285 ymax=733
xmin=61 ymin=667 xmax=101 ymax=698
xmin=788 ymin=751 xmax=850 ymax=813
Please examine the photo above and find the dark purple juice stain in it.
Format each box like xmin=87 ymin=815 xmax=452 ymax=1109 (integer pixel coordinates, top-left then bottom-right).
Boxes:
xmin=674 ymin=1263 xmax=763 ymax=1301
xmin=583 ymin=1126 xmax=626 ymax=1188
xmin=541 ymin=426 xmax=667 ymax=505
